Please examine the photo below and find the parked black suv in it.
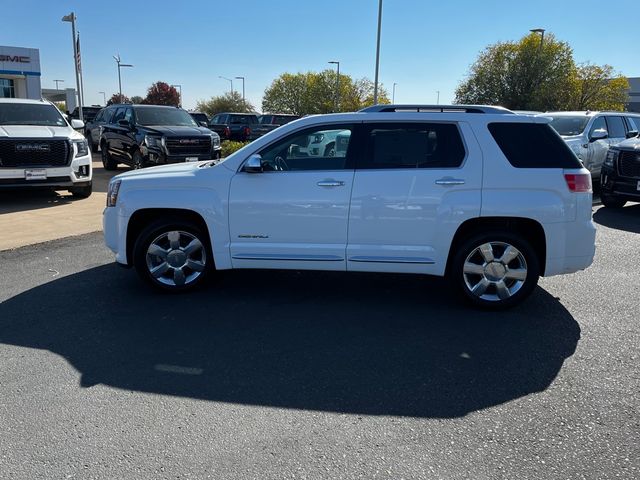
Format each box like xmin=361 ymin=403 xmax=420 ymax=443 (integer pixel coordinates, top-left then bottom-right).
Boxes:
xmin=99 ymin=104 xmax=222 ymax=170
xmin=600 ymin=135 xmax=640 ymax=208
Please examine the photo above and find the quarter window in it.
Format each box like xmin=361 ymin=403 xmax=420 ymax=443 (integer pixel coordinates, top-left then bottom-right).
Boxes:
xmin=257 ymin=125 xmax=354 ymax=171
xmin=359 ymin=123 xmax=466 ymax=169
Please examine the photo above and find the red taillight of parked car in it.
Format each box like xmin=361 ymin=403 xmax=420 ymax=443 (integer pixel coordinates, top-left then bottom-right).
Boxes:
xmin=243 ymin=126 xmax=251 ymax=139
xmin=564 ymin=172 xmax=592 ymax=193
xmin=223 ymin=127 xmax=230 ymax=138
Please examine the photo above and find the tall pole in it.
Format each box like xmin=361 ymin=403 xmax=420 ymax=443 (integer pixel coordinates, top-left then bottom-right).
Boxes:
xmin=373 ymin=0 xmax=383 ymax=105
xmin=171 ymin=84 xmax=182 ymax=106
xmin=235 ymin=77 xmax=245 ymax=102
xmin=329 ymin=61 xmax=340 ymax=112
xmin=62 ymin=13 xmax=83 ymax=121
xmin=436 ymin=90 xmax=440 ymax=105
xmin=219 ymin=76 xmax=233 ymax=96
xmin=99 ymin=91 xmax=106 ymax=104
xmin=54 ymin=80 xmax=64 ymax=90
xmin=392 ymin=82 xmax=397 ymax=103
xmin=114 ymin=55 xmax=133 ymax=102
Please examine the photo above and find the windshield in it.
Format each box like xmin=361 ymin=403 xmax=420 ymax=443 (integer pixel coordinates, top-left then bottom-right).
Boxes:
xmin=135 ymin=107 xmax=198 ymax=127
xmin=0 ymin=103 xmax=67 ymax=126
xmin=546 ymin=115 xmax=591 ymax=136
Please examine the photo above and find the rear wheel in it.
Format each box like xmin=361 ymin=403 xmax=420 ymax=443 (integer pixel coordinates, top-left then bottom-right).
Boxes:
xmin=132 ymin=150 xmax=146 ymax=170
xmin=451 ymin=231 xmax=540 ymax=309
xmin=101 ymin=142 xmax=117 ymax=170
xmin=601 ymin=192 xmax=626 ymax=209
xmin=133 ymin=220 xmax=212 ymax=292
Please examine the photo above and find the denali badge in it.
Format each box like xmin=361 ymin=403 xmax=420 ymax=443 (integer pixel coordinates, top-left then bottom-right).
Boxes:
xmin=16 ymin=143 xmax=50 ymax=152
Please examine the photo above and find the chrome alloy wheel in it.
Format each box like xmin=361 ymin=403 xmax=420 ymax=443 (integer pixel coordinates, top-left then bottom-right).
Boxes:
xmin=462 ymin=242 xmax=528 ymax=302
xmin=145 ymin=230 xmax=206 ymax=287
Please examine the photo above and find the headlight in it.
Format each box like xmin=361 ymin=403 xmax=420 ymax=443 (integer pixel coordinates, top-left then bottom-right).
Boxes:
xmin=212 ymin=134 xmax=220 ymax=147
xmin=604 ymin=149 xmax=619 ymax=167
xmin=144 ymin=135 xmax=163 ymax=148
xmin=311 ymin=133 xmax=325 ymax=144
xmin=73 ymin=139 xmax=89 ymax=157
xmin=106 ymin=179 xmax=121 ymax=207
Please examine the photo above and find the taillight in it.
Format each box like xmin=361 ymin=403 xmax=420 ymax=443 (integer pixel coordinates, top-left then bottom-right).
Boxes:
xmin=243 ymin=126 xmax=251 ymax=138
xmin=564 ymin=172 xmax=592 ymax=193
xmin=223 ymin=126 xmax=230 ymax=138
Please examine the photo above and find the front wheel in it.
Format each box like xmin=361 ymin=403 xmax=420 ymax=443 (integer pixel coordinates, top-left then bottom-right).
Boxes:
xmin=450 ymin=231 xmax=540 ymax=309
xmin=70 ymin=182 xmax=92 ymax=199
xmin=101 ymin=142 xmax=117 ymax=170
xmin=600 ymin=192 xmax=626 ymax=209
xmin=132 ymin=150 xmax=147 ymax=170
xmin=133 ymin=220 xmax=212 ymax=292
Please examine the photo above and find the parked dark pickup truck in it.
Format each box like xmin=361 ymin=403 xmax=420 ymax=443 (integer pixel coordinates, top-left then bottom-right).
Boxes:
xmin=208 ymin=113 xmax=277 ymax=141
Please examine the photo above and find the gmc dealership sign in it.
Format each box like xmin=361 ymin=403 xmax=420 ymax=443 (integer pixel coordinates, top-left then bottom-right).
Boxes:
xmin=0 ymin=55 xmax=30 ymax=63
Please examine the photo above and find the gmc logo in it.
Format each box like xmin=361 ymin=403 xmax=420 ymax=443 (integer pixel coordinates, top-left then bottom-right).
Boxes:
xmin=16 ymin=143 xmax=50 ymax=152
xmin=0 ymin=55 xmax=30 ymax=63
xmin=179 ymin=139 xmax=199 ymax=144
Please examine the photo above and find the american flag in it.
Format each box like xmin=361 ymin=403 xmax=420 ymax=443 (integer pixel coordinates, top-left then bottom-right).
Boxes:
xmin=76 ymin=33 xmax=82 ymax=74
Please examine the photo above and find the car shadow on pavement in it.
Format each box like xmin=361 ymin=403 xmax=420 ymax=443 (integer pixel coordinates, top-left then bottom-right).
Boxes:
xmin=593 ymin=203 xmax=640 ymax=233
xmin=0 ymin=265 xmax=580 ymax=419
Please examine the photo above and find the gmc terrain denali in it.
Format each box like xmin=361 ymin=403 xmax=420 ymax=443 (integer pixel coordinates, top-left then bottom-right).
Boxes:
xmin=0 ymin=98 xmax=92 ymax=197
xmin=104 ymin=105 xmax=596 ymax=309
xmin=100 ymin=104 xmax=221 ymax=170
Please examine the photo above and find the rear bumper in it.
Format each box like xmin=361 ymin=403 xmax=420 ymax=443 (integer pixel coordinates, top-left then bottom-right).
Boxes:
xmin=543 ymin=219 xmax=596 ymax=276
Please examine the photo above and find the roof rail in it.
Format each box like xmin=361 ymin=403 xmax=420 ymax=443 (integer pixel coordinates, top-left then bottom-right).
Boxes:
xmin=359 ymin=104 xmax=514 ymax=114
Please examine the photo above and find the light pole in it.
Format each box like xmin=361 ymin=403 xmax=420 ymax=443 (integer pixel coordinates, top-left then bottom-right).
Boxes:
xmin=171 ymin=84 xmax=182 ymax=107
xmin=54 ymin=79 xmax=64 ymax=90
xmin=235 ymin=76 xmax=245 ymax=102
xmin=436 ymin=90 xmax=440 ymax=105
xmin=373 ymin=0 xmax=383 ymax=104
xmin=113 ymin=54 xmax=133 ymax=102
xmin=99 ymin=91 xmax=106 ymax=105
xmin=328 ymin=61 xmax=340 ymax=112
xmin=392 ymin=82 xmax=397 ymax=103
xmin=61 ymin=12 xmax=83 ymax=120
xmin=530 ymin=28 xmax=545 ymax=48
xmin=219 ymin=76 xmax=233 ymax=96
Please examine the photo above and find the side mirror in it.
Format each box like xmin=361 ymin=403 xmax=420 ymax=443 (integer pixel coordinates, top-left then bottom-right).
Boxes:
xmin=625 ymin=130 xmax=638 ymax=139
xmin=199 ymin=121 xmax=208 ymax=127
xmin=71 ymin=119 xmax=84 ymax=129
xmin=590 ymin=128 xmax=608 ymax=142
xmin=243 ymin=154 xmax=263 ymax=173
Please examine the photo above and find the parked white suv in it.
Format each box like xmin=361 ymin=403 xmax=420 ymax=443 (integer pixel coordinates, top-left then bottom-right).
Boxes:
xmin=104 ymin=105 xmax=596 ymax=308
xmin=0 ymin=98 xmax=92 ymax=197
xmin=538 ymin=111 xmax=640 ymax=180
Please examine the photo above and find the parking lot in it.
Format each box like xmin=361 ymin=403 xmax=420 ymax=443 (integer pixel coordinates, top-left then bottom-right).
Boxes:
xmin=1 ymin=194 xmax=639 ymax=478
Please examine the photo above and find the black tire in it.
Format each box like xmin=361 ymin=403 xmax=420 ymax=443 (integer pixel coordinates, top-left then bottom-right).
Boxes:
xmin=450 ymin=230 xmax=540 ymax=309
xmin=133 ymin=219 xmax=213 ymax=293
xmin=600 ymin=192 xmax=626 ymax=209
xmin=101 ymin=142 xmax=117 ymax=170
xmin=70 ymin=182 xmax=93 ymax=199
xmin=324 ymin=142 xmax=336 ymax=157
xmin=132 ymin=150 xmax=146 ymax=170
xmin=87 ymin=132 xmax=98 ymax=153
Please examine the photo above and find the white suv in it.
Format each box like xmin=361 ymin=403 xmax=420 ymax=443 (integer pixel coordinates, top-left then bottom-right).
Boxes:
xmin=104 ymin=105 xmax=596 ymax=308
xmin=0 ymin=98 xmax=92 ymax=197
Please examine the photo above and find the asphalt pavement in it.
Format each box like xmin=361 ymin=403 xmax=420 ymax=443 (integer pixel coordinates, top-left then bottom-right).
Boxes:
xmin=0 ymin=205 xmax=639 ymax=479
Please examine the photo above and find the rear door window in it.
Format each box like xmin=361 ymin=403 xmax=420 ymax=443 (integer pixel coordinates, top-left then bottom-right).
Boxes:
xmin=112 ymin=107 xmax=126 ymax=123
xmin=358 ymin=123 xmax=466 ymax=169
xmin=488 ymin=122 xmax=582 ymax=168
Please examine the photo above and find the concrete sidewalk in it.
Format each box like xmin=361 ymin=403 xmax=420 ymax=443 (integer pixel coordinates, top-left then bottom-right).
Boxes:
xmin=0 ymin=155 xmax=127 ymax=251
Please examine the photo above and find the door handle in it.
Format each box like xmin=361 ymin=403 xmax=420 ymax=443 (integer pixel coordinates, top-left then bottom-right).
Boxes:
xmin=317 ymin=180 xmax=345 ymax=187
xmin=435 ymin=178 xmax=465 ymax=186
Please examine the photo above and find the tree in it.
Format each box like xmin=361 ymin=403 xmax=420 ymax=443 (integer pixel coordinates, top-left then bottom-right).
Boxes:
xmin=130 ymin=95 xmax=144 ymax=104
xmin=455 ymin=32 xmax=629 ymax=112
xmin=569 ymin=64 xmax=629 ymax=111
xmin=143 ymin=81 xmax=180 ymax=106
xmin=262 ymin=70 xmax=389 ymax=115
xmin=195 ymin=91 xmax=254 ymax=116
xmin=107 ymin=93 xmax=130 ymax=105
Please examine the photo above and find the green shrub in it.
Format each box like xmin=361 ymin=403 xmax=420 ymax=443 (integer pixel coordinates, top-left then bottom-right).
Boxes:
xmin=221 ymin=141 xmax=251 ymax=158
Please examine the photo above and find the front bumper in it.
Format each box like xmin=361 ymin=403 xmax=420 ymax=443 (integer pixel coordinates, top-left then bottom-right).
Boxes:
xmin=601 ymin=164 xmax=640 ymax=201
xmin=0 ymin=153 xmax=92 ymax=189
xmin=142 ymin=146 xmax=220 ymax=165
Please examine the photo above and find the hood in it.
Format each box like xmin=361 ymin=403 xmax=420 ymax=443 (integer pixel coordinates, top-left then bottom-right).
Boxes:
xmin=115 ymin=161 xmax=203 ymax=181
xmin=614 ymin=137 xmax=640 ymax=150
xmin=142 ymin=125 xmax=213 ymax=137
xmin=0 ymin=125 xmax=80 ymax=139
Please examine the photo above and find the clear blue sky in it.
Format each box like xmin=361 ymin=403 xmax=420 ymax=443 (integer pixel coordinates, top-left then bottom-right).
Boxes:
xmin=2 ymin=0 xmax=637 ymax=110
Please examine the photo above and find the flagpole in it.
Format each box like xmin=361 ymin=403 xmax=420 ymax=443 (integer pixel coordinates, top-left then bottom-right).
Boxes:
xmin=62 ymin=12 xmax=83 ymax=122
xmin=77 ymin=32 xmax=85 ymax=118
